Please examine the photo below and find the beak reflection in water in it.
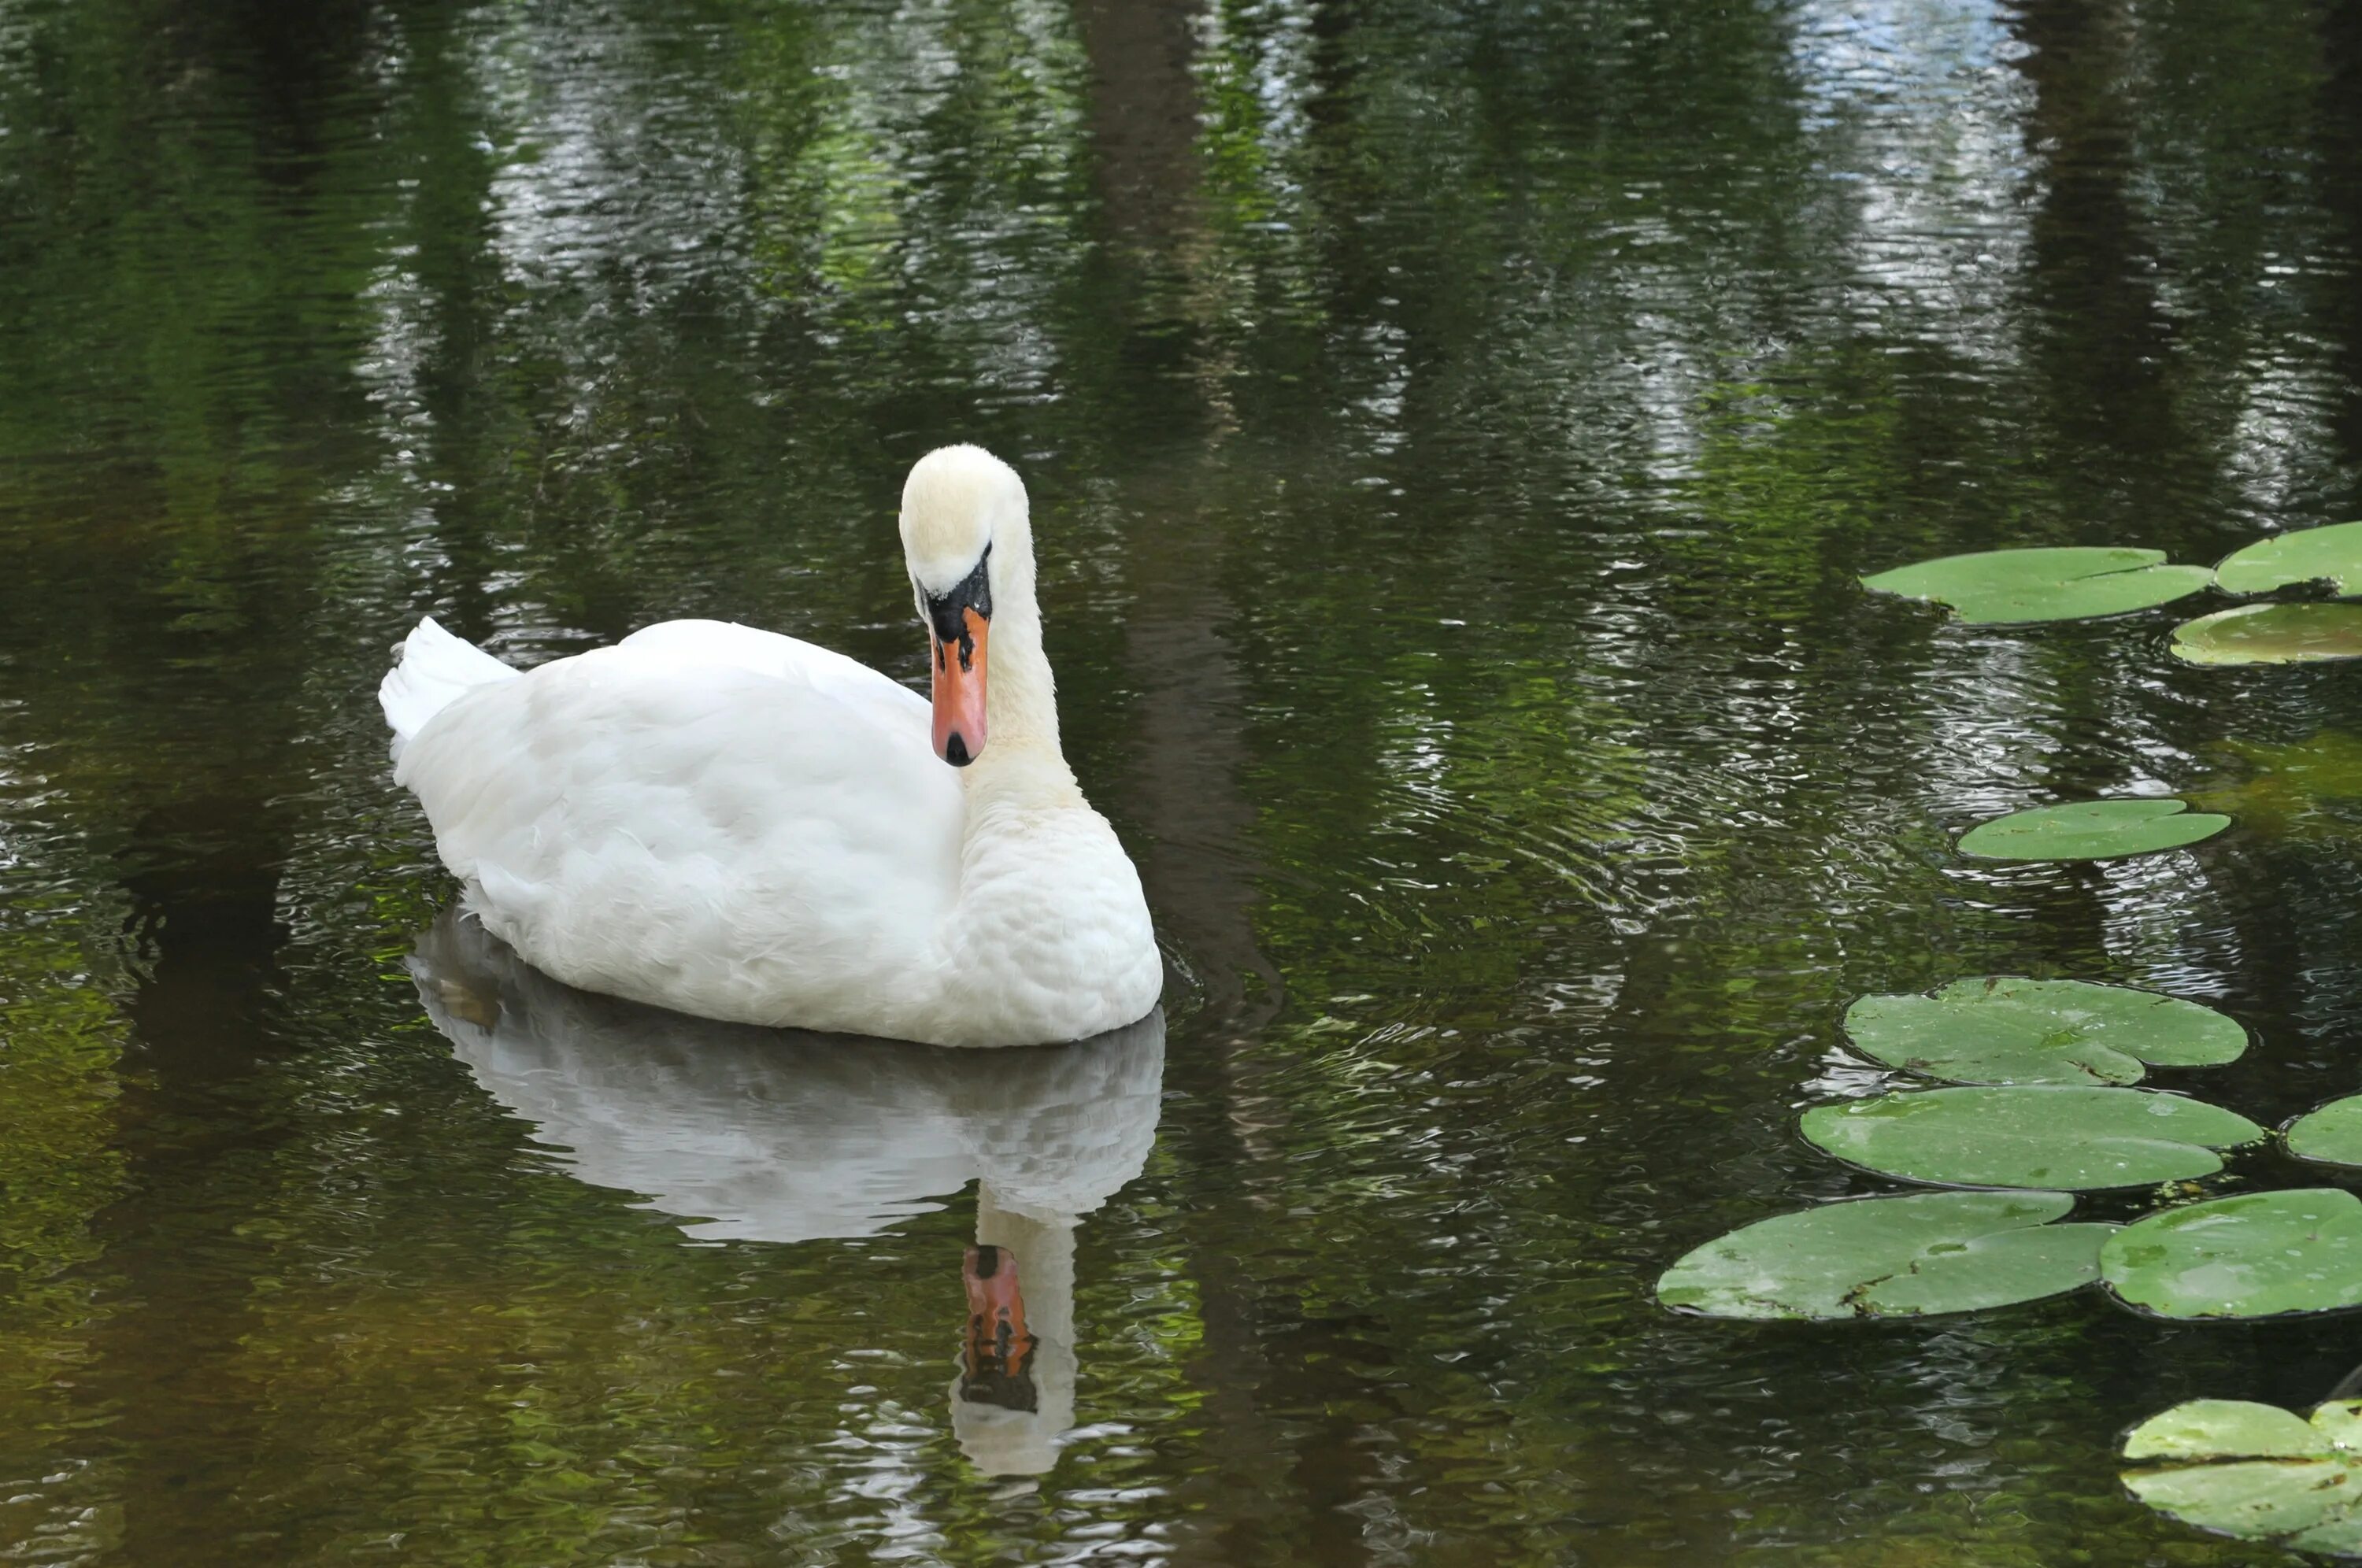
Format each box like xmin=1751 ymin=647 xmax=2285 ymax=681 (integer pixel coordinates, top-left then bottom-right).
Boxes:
xmin=960 ymin=1244 xmax=1038 ymax=1413
xmin=406 ymin=907 xmax=1164 ymax=1477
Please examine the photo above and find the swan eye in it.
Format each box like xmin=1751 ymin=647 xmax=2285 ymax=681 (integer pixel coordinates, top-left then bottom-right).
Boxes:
xmin=920 ymin=545 xmax=993 ymax=645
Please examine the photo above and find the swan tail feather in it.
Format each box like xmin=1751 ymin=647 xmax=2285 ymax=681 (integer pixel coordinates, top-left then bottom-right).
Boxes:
xmin=379 ymin=616 xmax=520 ymax=759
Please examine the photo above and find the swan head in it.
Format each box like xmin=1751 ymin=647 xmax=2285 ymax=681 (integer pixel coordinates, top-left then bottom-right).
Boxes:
xmin=900 ymin=446 xmax=1028 ymax=767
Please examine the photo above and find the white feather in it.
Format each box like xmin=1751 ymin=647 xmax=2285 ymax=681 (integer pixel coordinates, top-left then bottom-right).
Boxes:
xmin=379 ymin=616 xmax=521 ymax=760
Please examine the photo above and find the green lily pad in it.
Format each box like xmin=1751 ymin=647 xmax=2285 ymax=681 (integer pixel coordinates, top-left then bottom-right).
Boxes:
xmin=1801 ymin=1086 xmax=2264 ymax=1190
xmin=2216 ymin=521 xmax=2362 ymax=597
xmin=2101 ymin=1189 xmax=2362 ymax=1319
xmin=1657 ymin=1190 xmax=2112 ymax=1321
xmin=1861 ymin=547 xmax=2213 ymax=625
xmin=2172 ymin=602 xmax=2362 ymax=666
xmin=1843 ymin=978 xmax=2245 ymax=1086
xmin=2286 ymin=1096 xmax=2362 ymax=1167
xmin=1958 ymin=798 xmax=2230 ymax=861
xmin=2123 ymin=1398 xmax=2362 ymax=1555
xmin=2127 ymin=1399 xmax=2335 ymax=1462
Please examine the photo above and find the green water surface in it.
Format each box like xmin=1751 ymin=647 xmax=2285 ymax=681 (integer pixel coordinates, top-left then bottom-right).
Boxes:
xmin=3 ymin=0 xmax=2362 ymax=1561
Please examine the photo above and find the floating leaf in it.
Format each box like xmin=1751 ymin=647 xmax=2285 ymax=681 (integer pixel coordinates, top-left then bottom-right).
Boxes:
xmin=2286 ymin=1096 xmax=2362 ymax=1168
xmin=1861 ymin=547 xmax=2214 ymax=625
xmin=1957 ymin=798 xmax=2229 ymax=861
xmin=2123 ymin=1398 xmax=2362 ymax=1555
xmin=1657 ymin=1191 xmax=2112 ymax=1321
xmin=1843 ymin=978 xmax=2245 ymax=1086
xmin=2126 ymin=1400 xmax=2334 ymax=1462
xmin=2101 ymin=1189 xmax=2362 ymax=1319
xmin=1801 ymin=1086 xmax=2263 ymax=1190
xmin=2215 ymin=521 xmax=2362 ymax=597
xmin=2171 ymin=603 xmax=2362 ymax=666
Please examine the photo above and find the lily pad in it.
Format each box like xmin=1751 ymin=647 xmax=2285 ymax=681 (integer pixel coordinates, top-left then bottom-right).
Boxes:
xmin=2123 ymin=1397 xmax=2362 ymax=1555
xmin=2216 ymin=521 xmax=2362 ymax=597
xmin=2171 ymin=602 xmax=2362 ymax=666
xmin=1843 ymin=978 xmax=2245 ymax=1086
xmin=2101 ymin=1189 xmax=2362 ymax=1319
xmin=2127 ymin=1399 xmax=2336 ymax=1462
xmin=1657 ymin=1190 xmax=2112 ymax=1321
xmin=1958 ymin=798 xmax=2230 ymax=861
xmin=2286 ymin=1096 xmax=2362 ymax=1167
xmin=1861 ymin=546 xmax=2213 ymax=625
xmin=1801 ymin=1086 xmax=2263 ymax=1190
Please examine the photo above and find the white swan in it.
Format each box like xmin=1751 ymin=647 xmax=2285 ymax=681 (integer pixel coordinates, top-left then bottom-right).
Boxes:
xmin=409 ymin=910 xmax=1165 ymax=1476
xmin=379 ymin=446 xmax=1162 ymax=1048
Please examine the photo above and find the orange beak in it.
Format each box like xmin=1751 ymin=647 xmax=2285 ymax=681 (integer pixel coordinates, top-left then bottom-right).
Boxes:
xmin=931 ymin=608 xmax=989 ymax=767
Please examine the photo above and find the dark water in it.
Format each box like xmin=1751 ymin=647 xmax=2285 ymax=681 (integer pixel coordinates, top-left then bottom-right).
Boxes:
xmin=3 ymin=0 xmax=2362 ymax=1560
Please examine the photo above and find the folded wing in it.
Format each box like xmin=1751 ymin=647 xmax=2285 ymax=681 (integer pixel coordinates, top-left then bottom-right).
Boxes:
xmin=393 ymin=619 xmax=965 ymax=1031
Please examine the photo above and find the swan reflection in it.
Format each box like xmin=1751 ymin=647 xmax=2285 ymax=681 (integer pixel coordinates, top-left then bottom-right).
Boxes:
xmin=408 ymin=909 xmax=1165 ymax=1475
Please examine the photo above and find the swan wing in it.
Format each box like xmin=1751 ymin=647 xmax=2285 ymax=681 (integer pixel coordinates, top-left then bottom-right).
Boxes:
xmin=614 ymin=618 xmax=924 ymax=716
xmin=396 ymin=621 xmax=964 ymax=1031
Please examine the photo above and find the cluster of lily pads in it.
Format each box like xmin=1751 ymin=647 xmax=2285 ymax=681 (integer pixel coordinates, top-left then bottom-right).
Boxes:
xmin=1657 ymin=519 xmax=2362 ymax=1555
xmin=2120 ymin=1397 xmax=2362 ymax=1555
xmin=1860 ymin=521 xmax=2362 ymax=664
xmin=1657 ymin=970 xmax=2362 ymax=1322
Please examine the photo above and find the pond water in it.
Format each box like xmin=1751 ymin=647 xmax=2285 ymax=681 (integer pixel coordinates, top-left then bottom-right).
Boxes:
xmin=2 ymin=0 xmax=2361 ymax=1561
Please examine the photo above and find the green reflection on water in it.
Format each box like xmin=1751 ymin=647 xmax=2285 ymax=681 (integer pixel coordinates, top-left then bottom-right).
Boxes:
xmin=0 ymin=0 xmax=2360 ymax=1561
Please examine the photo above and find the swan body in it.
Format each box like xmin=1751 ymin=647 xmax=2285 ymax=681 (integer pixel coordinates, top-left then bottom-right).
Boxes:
xmin=380 ymin=446 xmax=1161 ymax=1048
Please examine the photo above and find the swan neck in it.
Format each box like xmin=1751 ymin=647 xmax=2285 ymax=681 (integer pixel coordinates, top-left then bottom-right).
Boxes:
xmin=985 ymin=597 xmax=1059 ymax=755
xmin=977 ymin=508 xmax=1061 ymax=759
